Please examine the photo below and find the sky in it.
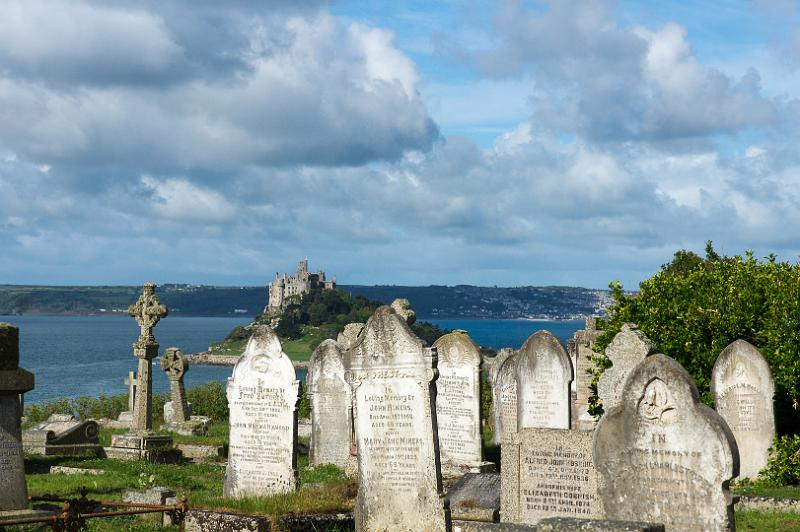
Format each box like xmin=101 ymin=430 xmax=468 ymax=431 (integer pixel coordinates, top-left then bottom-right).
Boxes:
xmin=2 ymin=0 xmax=800 ymax=289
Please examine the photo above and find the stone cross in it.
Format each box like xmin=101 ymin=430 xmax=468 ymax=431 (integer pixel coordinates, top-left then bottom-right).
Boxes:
xmin=127 ymin=283 xmax=167 ymax=432
xmin=0 ymin=323 xmax=35 ymax=511
xmin=160 ymin=348 xmax=189 ymax=423
xmin=594 ymin=353 xmax=738 ymax=530
xmin=124 ymin=371 xmax=137 ymax=413
xmin=712 ymin=339 xmax=775 ymax=479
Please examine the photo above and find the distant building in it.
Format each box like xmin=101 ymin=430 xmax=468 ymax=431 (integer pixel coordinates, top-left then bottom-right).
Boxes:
xmin=265 ymin=260 xmax=336 ymax=314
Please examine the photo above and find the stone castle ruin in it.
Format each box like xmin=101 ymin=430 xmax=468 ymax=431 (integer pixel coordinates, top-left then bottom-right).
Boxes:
xmin=265 ymin=260 xmax=336 ymax=314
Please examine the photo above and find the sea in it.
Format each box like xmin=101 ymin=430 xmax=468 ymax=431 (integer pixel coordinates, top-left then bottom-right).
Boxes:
xmin=0 ymin=315 xmax=582 ymax=404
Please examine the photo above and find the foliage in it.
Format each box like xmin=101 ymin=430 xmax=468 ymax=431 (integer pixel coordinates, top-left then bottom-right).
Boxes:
xmin=411 ymin=321 xmax=447 ymax=346
xmin=480 ymin=370 xmax=492 ymax=424
xmin=297 ymin=381 xmax=311 ymax=420
xmin=759 ymin=435 xmax=800 ymax=486
xmin=595 ymin=242 xmax=800 ymax=433
xmin=186 ymin=381 xmax=229 ymax=422
xmin=224 ymin=325 xmax=251 ymax=342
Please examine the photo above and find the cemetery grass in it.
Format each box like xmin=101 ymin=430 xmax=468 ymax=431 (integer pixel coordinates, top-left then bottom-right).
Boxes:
xmin=737 ymin=510 xmax=800 ymax=530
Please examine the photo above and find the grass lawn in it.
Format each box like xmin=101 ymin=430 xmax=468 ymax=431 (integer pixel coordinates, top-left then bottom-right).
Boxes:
xmin=735 ymin=484 xmax=800 ymax=500
xmin=737 ymin=511 xmax=800 ymax=530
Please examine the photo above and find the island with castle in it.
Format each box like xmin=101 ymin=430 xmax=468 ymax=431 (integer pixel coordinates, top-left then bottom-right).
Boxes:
xmin=264 ymin=260 xmax=336 ymax=315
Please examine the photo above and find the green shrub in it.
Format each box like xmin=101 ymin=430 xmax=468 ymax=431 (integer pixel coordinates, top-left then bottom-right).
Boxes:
xmin=186 ymin=381 xmax=229 ymax=421
xmin=760 ymin=435 xmax=800 ymax=485
xmin=297 ymin=381 xmax=311 ymax=420
xmin=224 ymin=326 xmax=250 ymax=342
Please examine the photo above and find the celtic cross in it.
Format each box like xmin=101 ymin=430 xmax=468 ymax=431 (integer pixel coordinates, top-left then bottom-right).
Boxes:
xmin=128 ymin=283 xmax=168 ymax=345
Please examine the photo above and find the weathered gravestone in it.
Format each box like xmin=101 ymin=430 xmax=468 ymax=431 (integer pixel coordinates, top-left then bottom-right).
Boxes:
xmin=596 ymin=323 xmax=653 ymax=412
xmin=494 ymin=351 xmax=519 ymax=445
xmin=119 ymin=371 xmax=137 ymax=424
xmin=488 ymin=348 xmax=516 ymax=446
xmin=22 ymin=414 xmax=101 ymax=456
xmin=594 ymin=354 xmax=739 ymax=531
xmin=501 ymin=428 xmax=601 ymax=524
xmin=337 ymin=323 xmax=365 ymax=351
xmin=433 ymin=330 xmax=488 ymax=475
xmin=308 ymin=339 xmax=352 ymax=469
xmin=0 ymin=323 xmax=34 ymax=511
xmin=344 ymin=305 xmax=446 ymax=531
xmin=712 ymin=339 xmax=775 ymax=479
xmin=516 ymin=331 xmax=573 ymax=430
xmin=161 ymin=348 xmax=210 ymax=436
xmin=571 ymin=319 xmax=602 ymax=430
xmin=224 ymin=327 xmax=299 ymax=497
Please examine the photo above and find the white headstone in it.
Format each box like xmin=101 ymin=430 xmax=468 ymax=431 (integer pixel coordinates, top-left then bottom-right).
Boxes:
xmin=433 ymin=330 xmax=483 ymax=474
xmin=344 ymin=305 xmax=446 ymax=531
xmin=594 ymin=354 xmax=739 ymax=531
xmin=516 ymin=331 xmax=573 ymax=430
xmin=597 ymin=323 xmax=653 ymax=412
xmin=308 ymin=339 xmax=352 ymax=469
xmin=223 ymin=327 xmax=299 ymax=497
xmin=489 ymin=348 xmax=516 ymax=446
xmin=494 ymin=352 xmax=519 ymax=445
xmin=712 ymin=339 xmax=775 ymax=479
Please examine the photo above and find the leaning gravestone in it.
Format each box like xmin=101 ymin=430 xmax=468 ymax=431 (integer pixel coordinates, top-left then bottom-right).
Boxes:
xmin=594 ymin=354 xmax=739 ymax=531
xmin=308 ymin=340 xmax=352 ymax=469
xmin=22 ymin=414 xmax=101 ymax=456
xmin=494 ymin=352 xmax=519 ymax=445
xmin=501 ymin=428 xmax=601 ymax=524
xmin=0 ymin=323 xmax=34 ymax=511
xmin=224 ymin=327 xmax=299 ymax=497
xmin=712 ymin=339 xmax=775 ymax=479
xmin=344 ymin=305 xmax=446 ymax=531
xmin=433 ymin=331 xmax=485 ymax=475
xmin=596 ymin=323 xmax=653 ymax=412
xmin=488 ymin=348 xmax=515 ymax=445
xmin=516 ymin=331 xmax=573 ymax=430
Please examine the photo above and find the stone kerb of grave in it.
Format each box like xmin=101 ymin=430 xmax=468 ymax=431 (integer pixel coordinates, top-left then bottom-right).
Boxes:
xmin=308 ymin=339 xmax=352 ymax=469
xmin=493 ymin=351 xmax=519 ymax=445
xmin=0 ymin=323 xmax=34 ymax=512
xmin=594 ymin=353 xmax=739 ymax=531
xmin=344 ymin=305 xmax=446 ymax=532
xmin=432 ymin=330 xmax=490 ymax=476
xmin=516 ymin=331 xmax=573 ymax=430
xmin=712 ymin=339 xmax=775 ymax=480
xmin=596 ymin=323 xmax=654 ymax=412
xmin=501 ymin=428 xmax=602 ymax=525
xmin=224 ymin=326 xmax=299 ymax=498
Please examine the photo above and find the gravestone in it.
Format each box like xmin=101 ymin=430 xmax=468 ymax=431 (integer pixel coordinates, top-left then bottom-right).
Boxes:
xmin=712 ymin=339 xmax=775 ymax=479
xmin=433 ymin=330 xmax=490 ymax=475
xmin=488 ymin=348 xmax=515 ymax=445
xmin=501 ymin=428 xmax=601 ymax=524
xmin=23 ymin=414 xmax=101 ymax=456
xmin=161 ymin=348 xmax=210 ymax=436
xmin=0 ymin=323 xmax=34 ymax=511
xmin=118 ymin=371 xmax=137 ymax=423
xmin=344 ymin=305 xmax=446 ymax=531
xmin=597 ymin=324 xmax=653 ymax=412
xmin=594 ymin=354 xmax=739 ymax=531
xmin=337 ymin=323 xmax=365 ymax=350
xmin=494 ymin=351 xmax=519 ymax=445
xmin=516 ymin=331 xmax=573 ymax=430
xmin=571 ymin=319 xmax=602 ymax=430
xmin=107 ymin=284 xmax=174 ymax=459
xmin=224 ymin=326 xmax=299 ymax=497
xmin=308 ymin=339 xmax=352 ymax=469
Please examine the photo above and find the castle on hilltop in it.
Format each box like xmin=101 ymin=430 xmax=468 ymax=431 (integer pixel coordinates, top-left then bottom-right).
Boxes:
xmin=265 ymin=260 xmax=336 ymax=314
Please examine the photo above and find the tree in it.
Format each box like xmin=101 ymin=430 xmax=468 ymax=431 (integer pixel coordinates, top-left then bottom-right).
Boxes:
xmin=595 ymin=243 xmax=800 ymax=434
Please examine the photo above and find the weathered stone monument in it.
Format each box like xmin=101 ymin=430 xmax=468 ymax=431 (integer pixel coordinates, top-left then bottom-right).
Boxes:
xmin=336 ymin=323 xmax=365 ymax=350
xmin=161 ymin=347 xmax=210 ymax=436
xmin=594 ymin=353 xmax=739 ymax=531
xmin=712 ymin=339 xmax=775 ymax=479
xmin=487 ymin=347 xmax=515 ymax=445
xmin=597 ymin=323 xmax=653 ymax=412
xmin=493 ymin=351 xmax=519 ymax=445
xmin=224 ymin=326 xmax=299 ymax=497
xmin=107 ymin=284 xmax=174 ymax=460
xmin=501 ymin=428 xmax=601 ymax=524
xmin=571 ymin=318 xmax=602 ymax=430
xmin=0 ymin=323 xmax=34 ymax=512
xmin=516 ymin=330 xmax=573 ymax=430
xmin=117 ymin=371 xmax=138 ymax=425
xmin=433 ymin=330 xmax=490 ymax=475
xmin=344 ymin=305 xmax=447 ymax=531
xmin=22 ymin=414 xmax=101 ymax=456
xmin=308 ymin=339 xmax=352 ymax=469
